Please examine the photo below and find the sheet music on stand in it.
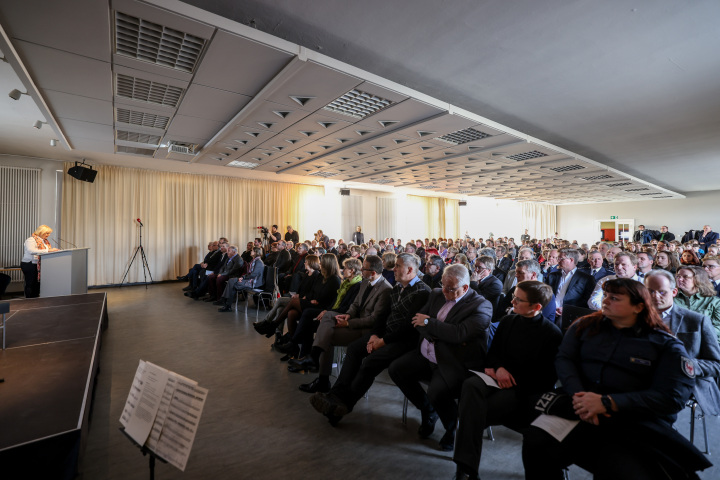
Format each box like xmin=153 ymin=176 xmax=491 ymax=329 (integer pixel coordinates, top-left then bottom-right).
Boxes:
xmin=120 ymin=360 xmax=208 ymax=472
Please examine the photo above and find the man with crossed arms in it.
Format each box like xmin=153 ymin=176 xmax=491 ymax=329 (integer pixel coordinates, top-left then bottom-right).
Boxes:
xmin=298 ymin=255 xmax=392 ymax=393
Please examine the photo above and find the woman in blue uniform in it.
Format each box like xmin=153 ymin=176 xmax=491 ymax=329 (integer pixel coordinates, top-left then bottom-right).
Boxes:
xmin=522 ymin=278 xmax=711 ymax=479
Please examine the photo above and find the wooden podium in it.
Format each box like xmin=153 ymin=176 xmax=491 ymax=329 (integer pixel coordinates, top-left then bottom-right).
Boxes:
xmin=37 ymin=248 xmax=89 ymax=297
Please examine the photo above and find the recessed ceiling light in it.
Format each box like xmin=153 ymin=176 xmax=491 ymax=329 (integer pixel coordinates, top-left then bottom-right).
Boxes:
xmin=227 ymin=160 xmax=260 ymax=169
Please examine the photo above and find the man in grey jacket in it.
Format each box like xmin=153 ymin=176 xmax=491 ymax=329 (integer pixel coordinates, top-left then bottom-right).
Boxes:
xmin=645 ymin=270 xmax=720 ymax=415
xmin=298 ymin=254 xmax=392 ymax=393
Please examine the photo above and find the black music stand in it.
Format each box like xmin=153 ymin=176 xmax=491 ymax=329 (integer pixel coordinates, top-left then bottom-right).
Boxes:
xmin=119 ymin=427 xmax=168 ymax=480
xmin=120 ymin=220 xmax=153 ymax=288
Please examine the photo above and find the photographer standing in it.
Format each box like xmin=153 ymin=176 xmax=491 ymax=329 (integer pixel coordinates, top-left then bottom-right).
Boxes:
xmin=270 ymin=225 xmax=282 ymax=243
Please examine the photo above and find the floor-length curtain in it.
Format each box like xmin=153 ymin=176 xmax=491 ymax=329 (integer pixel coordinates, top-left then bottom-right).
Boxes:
xmin=406 ymin=195 xmax=460 ymax=241
xmin=61 ymin=163 xmax=323 ymax=286
xmin=376 ymin=197 xmax=399 ymax=241
xmin=521 ymin=202 xmax=556 ymax=240
xmin=341 ymin=195 xmax=363 ymax=244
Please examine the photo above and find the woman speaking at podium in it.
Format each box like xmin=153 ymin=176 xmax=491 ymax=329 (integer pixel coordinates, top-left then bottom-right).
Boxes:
xmin=21 ymin=224 xmax=58 ymax=298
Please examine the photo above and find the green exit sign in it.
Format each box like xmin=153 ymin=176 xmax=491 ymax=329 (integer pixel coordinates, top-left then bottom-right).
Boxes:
xmin=610 ymin=216 xmax=618 ymax=219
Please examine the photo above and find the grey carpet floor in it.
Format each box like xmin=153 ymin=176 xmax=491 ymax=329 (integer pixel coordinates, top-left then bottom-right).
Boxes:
xmin=79 ymin=283 xmax=717 ymax=479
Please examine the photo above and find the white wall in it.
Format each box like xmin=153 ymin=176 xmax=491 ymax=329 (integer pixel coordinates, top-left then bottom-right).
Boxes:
xmin=459 ymin=197 xmax=524 ymax=240
xmin=557 ymin=190 xmax=720 ymax=245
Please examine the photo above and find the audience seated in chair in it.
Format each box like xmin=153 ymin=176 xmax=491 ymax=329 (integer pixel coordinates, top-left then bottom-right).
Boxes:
xmin=310 ymin=253 xmax=430 ymax=425
xmin=452 ymin=281 xmax=562 ymax=480
xmin=298 ymin=255 xmax=393 ymax=394
xmin=217 ymin=247 xmax=265 ymax=312
xmin=389 ymin=264 xmax=493 ymax=452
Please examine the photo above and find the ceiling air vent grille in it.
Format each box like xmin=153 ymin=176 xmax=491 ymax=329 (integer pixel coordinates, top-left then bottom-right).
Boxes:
xmin=605 ymin=182 xmax=632 ymax=187
xmin=116 ymin=145 xmax=156 ymax=156
xmin=323 ymin=89 xmax=394 ymax=119
xmin=581 ymin=174 xmax=613 ymax=181
xmin=227 ymin=161 xmax=259 ymax=169
xmin=640 ymin=192 xmax=663 ymax=196
xmin=114 ymin=12 xmax=206 ymax=73
xmin=116 ymin=108 xmax=170 ymax=129
xmin=625 ymin=188 xmax=650 ymax=192
xmin=309 ymin=171 xmax=339 ymax=178
xmin=420 ymin=185 xmax=436 ymax=189
xmin=549 ymin=164 xmax=585 ymax=173
xmin=507 ymin=150 xmax=547 ymax=161
xmin=116 ymin=130 xmax=161 ymax=145
xmin=459 ymin=190 xmax=474 ymax=194
xmin=435 ymin=128 xmax=491 ymax=145
xmin=372 ymin=179 xmax=393 ymax=184
xmin=116 ymin=73 xmax=183 ymax=107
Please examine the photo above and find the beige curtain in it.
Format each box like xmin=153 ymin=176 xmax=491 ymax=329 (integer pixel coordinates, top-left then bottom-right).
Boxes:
xmin=521 ymin=202 xmax=557 ymax=240
xmin=406 ymin=195 xmax=460 ymax=240
xmin=61 ymin=163 xmax=323 ymax=286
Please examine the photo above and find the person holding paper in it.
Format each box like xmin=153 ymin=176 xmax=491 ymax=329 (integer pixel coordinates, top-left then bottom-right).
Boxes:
xmin=522 ymin=278 xmax=711 ymax=480
xmin=451 ymin=280 xmax=561 ymax=480
xmin=21 ymin=224 xmax=58 ymax=298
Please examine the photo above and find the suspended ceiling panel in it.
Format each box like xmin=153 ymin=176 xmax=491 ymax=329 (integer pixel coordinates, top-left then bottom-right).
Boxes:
xmin=0 ymin=0 xmax=686 ymax=204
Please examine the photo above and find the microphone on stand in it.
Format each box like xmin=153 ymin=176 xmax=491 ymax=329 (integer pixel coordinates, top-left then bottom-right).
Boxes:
xmin=136 ymin=218 xmax=144 ymax=227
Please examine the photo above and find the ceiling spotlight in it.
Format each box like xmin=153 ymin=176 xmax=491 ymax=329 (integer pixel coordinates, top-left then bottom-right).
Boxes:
xmin=9 ymin=89 xmax=29 ymax=100
xmin=50 ymin=139 xmax=58 ymax=147
xmin=33 ymin=120 xmax=47 ymax=129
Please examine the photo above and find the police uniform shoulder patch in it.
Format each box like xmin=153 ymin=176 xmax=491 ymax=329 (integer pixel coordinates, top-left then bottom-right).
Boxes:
xmin=681 ymin=356 xmax=696 ymax=378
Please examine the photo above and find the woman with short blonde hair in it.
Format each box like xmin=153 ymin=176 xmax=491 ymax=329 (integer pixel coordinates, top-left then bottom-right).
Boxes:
xmin=21 ymin=224 xmax=58 ymax=298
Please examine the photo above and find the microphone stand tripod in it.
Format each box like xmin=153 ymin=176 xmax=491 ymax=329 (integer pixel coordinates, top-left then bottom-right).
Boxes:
xmin=121 ymin=221 xmax=154 ymax=288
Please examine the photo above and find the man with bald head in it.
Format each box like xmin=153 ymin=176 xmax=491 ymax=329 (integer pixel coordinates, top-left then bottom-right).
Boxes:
xmin=389 ymin=264 xmax=493 ymax=452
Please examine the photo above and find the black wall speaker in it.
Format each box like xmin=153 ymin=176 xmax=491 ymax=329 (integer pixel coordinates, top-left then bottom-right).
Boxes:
xmin=459 ymin=200 xmax=467 ymax=206
xmin=340 ymin=188 xmax=350 ymax=196
xmin=68 ymin=163 xmax=97 ymax=183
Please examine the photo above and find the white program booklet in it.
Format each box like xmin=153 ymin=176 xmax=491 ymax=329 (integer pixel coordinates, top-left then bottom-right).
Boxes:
xmin=530 ymin=414 xmax=579 ymax=442
xmin=469 ymin=370 xmax=500 ymax=388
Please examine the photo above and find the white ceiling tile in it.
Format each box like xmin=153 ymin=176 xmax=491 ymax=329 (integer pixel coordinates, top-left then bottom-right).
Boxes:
xmin=166 ymin=115 xmax=224 ymax=140
xmin=43 ymin=90 xmax=113 ymax=126
xmin=60 ymin=118 xmax=114 ymax=141
xmin=177 ymin=84 xmax=251 ymax=123
xmin=13 ymin=40 xmax=112 ymax=100
xmin=0 ymin=0 xmax=110 ymax=62
xmin=193 ymin=30 xmax=294 ymax=96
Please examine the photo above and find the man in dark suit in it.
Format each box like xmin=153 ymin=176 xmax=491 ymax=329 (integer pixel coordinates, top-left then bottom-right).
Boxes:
xmin=297 ymin=255 xmax=393 ymax=393
xmin=645 ymin=270 xmax=720 ymax=415
xmin=470 ymin=256 xmax=503 ymax=313
xmin=702 ymin=256 xmax=720 ymax=297
xmin=655 ymin=225 xmax=675 ymax=243
xmin=699 ymin=225 xmax=719 ymax=253
xmin=492 ymin=245 xmax=513 ymax=283
xmin=206 ymin=245 xmax=244 ymax=301
xmin=545 ymin=248 xmax=596 ymax=320
xmin=389 ymin=264 xmax=493 ymax=451
xmin=280 ymin=243 xmax=308 ymax=293
xmin=423 ymin=255 xmax=445 ymax=289
xmin=178 ymin=240 xmax=220 ymax=291
xmin=310 ymin=253 xmax=430 ymax=425
xmin=188 ymin=242 xmax=228 ymax=298
xmin=273 ymin=240 xmax=292 ymax=274
xmin=502 ymin=247 xmax=536 ymax=294
xmin=582 ymin=250 xmax=612 ymax=281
